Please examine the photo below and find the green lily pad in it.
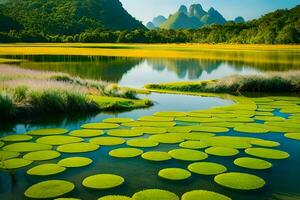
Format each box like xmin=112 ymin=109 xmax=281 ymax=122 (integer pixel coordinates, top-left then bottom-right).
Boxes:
xmin=181 ymin=190 xmax=232 ymax=200
xmin=234 ymin=157 xmax=272 ymax=170
xmin=98 ymin=196 xmax=133 ymax=200
xmin=254 ymin=116 xmax=285 ymax=122
xmin=23 ymin=150 xmax=61 ymax=161
xmin=132 ymin=189 xmax=179 ymax=200
xmin=179 ymin=141 xmax=208 ymax=149
xmin=0 ymin=158 xmax=32 ymax=169
xmin=57 ymin=143 xmax=99 ymax=153
xmin=190 ymin=126 xmax=229 ymax=133
xmin=0 ymin=151 xmax=20 ymax=160
xmin=183 ymin=132 xmax=215 ymax=140
xmin=36 ymin=136 xmax=83 ymax=145
xmin=234 ymin=126 xmax=269 ymax=134
xmin=127 ymin=139 xmax=159 ymax=148
xmin=0 ymin=141 xmax=4 ymax=148
xmin=139 ymin=116 xmax=174 ymax=122
xmin=154 ymin=111 xmax=187 ymax=117
xmin=26 ymin=128 xmax=68 ymax=136
xmin=188 ymin=162 xmax=227 ymax=175
xmin=1 ymin=134 xmax=32 ymax=142
xmin=284 ymin=133 xmax=300 ymax=141
xmin=3 ymin=142 xmax=52 ymax=152
xmin=141 ymin=151 xmax=172 ymax=162
xmin=109 ymin=148 xmax=143 ymax=158
xmin=122 ymin=121 xmax=176 ymax=127
xmin=103 ymin=118 xmax=134 ymax=123
xmin=27 ymin=164 xmax=66 ymax=176
xmin=214 ymin=172 xmax=266 ymax=190
xmin=175 ymin=117 xmax=223 ymax=123
xmin=188 ymin=112 xmax=212 ymax=118
xmin=90 ymin=137 xmax=125 ymax=146
xmin=205 ymin=147 xmax=239 ymax=157
xmin=24 ymin=180 xmax=75 ymax=199
xmin=202 ymin=136 xmax=253 ymax=149
xmin=245 ymin=148 xmax=290 ymax=159
xmin=158 ymin=168 xmax=191 ymax=181
xmin=55 ymin=198 xmax=80 ymax=200
xmin=167 ymin=126 xmax=192 ymax=133
xmin=69 ymin=130 xmax=104 ymax=138
xmin=132 ymin=127 xmax=167 ymax=134
xmin=168 ymin=149 xmax=208 ymax=161
xmin=81 ymin=123 xmax=120 ymax=129
xmin=58 ymin=157 xmax=93 ymax=168
xmin=149 ymin=133 xmax=184 ymax=144
xmin=107 ymin=129 xmax=143 ymax=137
xmin=250 ymin=140 xmax=280 ymax=147
xmin=82 ymin=174 xmax=124 ymax=189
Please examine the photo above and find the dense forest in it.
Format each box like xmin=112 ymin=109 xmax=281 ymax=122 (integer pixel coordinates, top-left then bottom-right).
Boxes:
xmin=0 ymin=3 xmax=299 ymax=44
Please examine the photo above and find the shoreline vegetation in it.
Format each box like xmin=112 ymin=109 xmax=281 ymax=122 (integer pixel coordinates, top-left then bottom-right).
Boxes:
xmin=0 ymin=64 xmax=152 ymax=121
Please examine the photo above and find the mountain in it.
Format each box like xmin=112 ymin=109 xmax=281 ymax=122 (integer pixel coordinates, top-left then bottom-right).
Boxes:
xmin=201 ymin=7 xmax=227 ymax=25
xmin=234 ymin=16 xmax=245 ymax=23
xmin=0 ymin=0 xmax=145 ymax=35
xmin=146 ymin=15 xmax=167 ymax=29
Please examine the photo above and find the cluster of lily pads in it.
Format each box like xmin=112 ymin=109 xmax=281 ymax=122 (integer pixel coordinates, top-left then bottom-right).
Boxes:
xmin=0 ymin=95 xmax=299 ymax=199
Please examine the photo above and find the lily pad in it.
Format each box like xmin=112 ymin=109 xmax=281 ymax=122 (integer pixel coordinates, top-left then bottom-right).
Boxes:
xmin=181 ymin=190 xmax=232 ymax=200
xmin=132 ymin=127 xmax=167 ymax=134
xmin=0 ymin=141 xmax=4 ymax=148
xmin=122 ymin=121 xmax=176 ymax=128
xmin=205 ymin=147 xmax=239 ymax=157
xmin=127 ymin=139 xmax=159 ymax=148
xmin=141 ymin=151 xmax=172 ymax=162
xmin=214 ymin=172 xmax=266 ymax=190
xmin=0 ymin=158 xmax=32 ymax=169
xmin=154 ymin=111 xmax=187 ymax=117
xmin=139 ymin=116 xmax=174 ymax=122
xmin=183 ymin=132 xmax=215 ymax=141
xmin=69 ymin=130 xmax=104 ymax=138
xmin=190 ymin=126 xmax=229 ymax=133
xmin=103 ymin=118 xmax=134 ymax=123
xmin=27 ymin=164 xmax=66 ymax=176
xmin=58 ymin=157 xmax=93 ymax=168
xmin=1 ymin=134 xmax=32 ymax=142
xmin=36 ymin=136 xmax=83 ymax=145
xmin=82 ymin=174 xmax=124 ymax=189
xmin=23 ymin=150 xmax=61 ymax=161
xmin=107 ymin=129 xmax=143 ymax=137
xmin=3 ymin=142 xmax=52 ymax=152
xmin=158 ymin=168 xmax=191 ymax=180
xmin=26 ymin=128 xmax=68 ymax=136
xmin=284 ymin=133 xmax=300 ymax=141
xmin=254 ymin=116 xmax=285 ymax=122
xmin=179 ymin=141 xmax=208 ymax=149
xmin=109 ymin=148 xmax=143 ymax=158
xmin=57 ymin=143 xmax=99 ymax=153
xmin=98 ymin=196 xmax=133 ymax=200
xmin=90 ymin=137 xmax=125 ymax=146
xmin=0 ymin=151 xmax=20 ymax=160
xmin=250 ymin=140 xmax=280 ymax=147
xmin=168 ymin=149 xmax=208 ymax=161
xmin=167 ymin=126 xmax=192 ymax=133
xmin=188 ymin=162 xmax=227 ymax=175
xmin=81 ymin=123 xmax=120 ymax=129
xmin=234 ymin=157 xmax=272 ymax=170
xmin=133 ymin=189 xmax=179 ymax=200
xmin=149 ymin=133 xmax=184 ymax=144
xmin=24 ymin=180 xmax=75 ymax=199
xmin=202 ymin=136 xmax=253 ymax=149
xmin=234 ymin=126 xmax=269 ymax=134
xmin=245 ymin=148 xmax=290 ymax=159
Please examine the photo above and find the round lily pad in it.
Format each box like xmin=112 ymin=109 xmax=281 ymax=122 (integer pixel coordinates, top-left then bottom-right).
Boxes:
xmin=214 ymin=172 xmax=266 ymax=190
xmin=69 ymin=130 xmax=104 ymax=138
xmin=36 ymin=136 xmax=83 ymax=145
xmin=141 ymin=151 xmax=172 ymax=162
xmin=122 ymin=121 xmax=176 ymax=128
xmin=57 ymin=143 xmax=99 ymax=153
xmin=255 ymin=116 xmax=285 ymax=122
xmin=0 ymin=158 xmax=32 ymax=169
xmin=82 ymin=174 xmax=124 ymax=189
xmin=188 ymin=162 xmax=227 ymax=175
xmin=55 ymin=198 xmax=80 ymax=200
xmin=81 ymin=123 xmax=120 ymax=129
xmin=234 ymin=126 xmax=269 ymax=134
xmin=183 ymin=132 xmax=215 ymax=140
xmin=179 ymin=141 xmax=208 ymax=149
xmin=24 ymin=180 xmax=75 ymax=199
xmin=26 ymin=128 xmax=68 ymax=136
xmin=139 ymin=116 xmax=174 ymax=122
xmin=58 ymin=157 xmax=93 ymax=168
xmin=203 ymin=136 xmax=253 ymax=149
xmin=155 ymin=111 xmax=187 ymax=117
xmin=127 ymin=139 xmax=159 ymax=148
xmin=23 ymin=150 xmax=61 ymax=161
xmin=90 ymin=137 xmax=125 ymax=146
xmin=103 ymin=118 xmax=134 ymax=123
xmin=205 ymin=147 xmax=239 ymax=157
xmin=181 ymin=190 xmax=232 ymax=200
xmin=0 ymin=151 xmax=20 ymax=160
xmin=3 ymin=142 xmax=52 ymax=152
xmin=98 ymin=195 xmax=133 ymax=200
xmin=107 ymin=129 xmax=143 ymax=137
xmin=245 ymin=148 xmax=290 ymax=159
xmin=158 ymin=168 xmax=191 ymax=180
xmin=190 ymin=126 xmax=229 ymax=133
xmin=250 ymin=140 xmax=280 ymax=147
xmin=168 ymin=149 xmax=208 ymax=161
xmin=133 ymin=189 xmax=179 ymax=200
xmin=27 ymin=164 xmax=66 ymax=176
xmin=284 ymin=133 xmax=300 ymax=141
xmin=1 ymin=134 xmax=32 ymax=142
xmin=109 ymin=148 xmax=143 ymax=158
xmin=149 ymin=133 xmax=184 ymax=144
xmin=234 ymin=157 xmax=272 ymax=170
xmin=132 ymin=127 xmax=167 ymax=134
xmin=167 ymin=126 xmax=192 ymax=133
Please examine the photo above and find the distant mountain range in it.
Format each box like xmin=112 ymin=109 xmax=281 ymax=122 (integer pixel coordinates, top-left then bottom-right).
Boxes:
xmin=147 ymin=4 xmax=245 ymax=30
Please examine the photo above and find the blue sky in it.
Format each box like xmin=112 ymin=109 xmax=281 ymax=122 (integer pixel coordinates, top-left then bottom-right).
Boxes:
xmin=120 ymin=0 xmax=300 ymax=23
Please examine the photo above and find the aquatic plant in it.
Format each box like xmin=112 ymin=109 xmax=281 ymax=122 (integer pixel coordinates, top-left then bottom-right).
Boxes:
xmin=234 ymin=157 xmax=272 ymax=170
xmin=57 ymin=143 xmax=99 ymax=153
xmin=181 ymin=190 xmax=232 ymax=200
xmin=82 ymin=174 xmax=124 ymax=189
xmin=245 ymin=148 xmax=290 ymax=159
xmin=158 ymin=168 xmax=191 ymax=181
xmin=141 ymin=151 xmax=172 ymax=162
xmin=23 ymin=150 xmax=61 ymax=161
xmin=188 ymin=162 xmax=227 ymax=175
xmin=0 ymin=158 xmax=33 ymax=169
xmin=58 ymin=157 xmax=93 ymax=168
xmin=132 ymin=189 xmax=179 ymax=200
xmin=109 ymin=148 xmax=143 ymax=158
xmin=168 ymin=149 xmax=208 ymax=161
xmin=27 ymin=164 xmax=66 ymax=176
xmin=3 ymin=142 xmax=52 ymax=152
xmin=90 ymin=137 xmax=126 ymax=146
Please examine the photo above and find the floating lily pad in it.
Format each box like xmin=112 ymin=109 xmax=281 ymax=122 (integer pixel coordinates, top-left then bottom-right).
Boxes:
xmin=81 ymin=123 xmax=120 ymax=129
xmin=149 ymin=133 xmax=184 ymax=144
xmin=205 ymin=147 xmax=239 ymax=157
xmin=27 ymin=164 xmax=66 ymax=176
xmin=250 ymin=140 xmax=280 ymax=147
xmin=284 ymin=133 xmax=300 ymax=141
xmin=57 ymin=143 xmax=99 ymax=153
xmin=23 ymin=150 xmax=61 ymax=161
xmin=103 ymin=118 xmax=134 ymax=123
xmin=98 ymin=195 xmax=133 ymax=200
xmin=203 ymin=136 xmax=253 ymax=149
xmin=214 ymin=172 xmax=266 ymax=190
xmin=175 ymin=117 xmax=223 ymax=123
xmin=141 ymin=151 xmax=172 ymax=162
xmin=179 ymin=141 xmax=208 ymax=149
xmin=82 ymin=174 xmax=124 ymax=189
xmin=36 ymin=136 xmax=83 ymax=145
xmin=3 ymin=142 xmax=52 ymax=152
xmin=234 ymin=157 xmax=272 ymax=170
xmin=69 ymin=130 xmax=104 ymax=138
xmin=167 ymin=126 xmax=192 ymax=133
xmin=188 ymin=162 xmax=227 ymax=175
xmin=90 ymin=137 xmax=125 ymax=146
xmin=58 ymin=157 xmax=93 ymax=168
xmin=26 ymin=128 xmax=68 ymax=136
xmin=255 ymin=116 xmax=285 ymax=122
xmin=139 ymin=116 xmax=174 ymax=122
xmin=107 ymin=129 xmax=143 ymax=137
xmin=181 ymin=190 xmax=232 ymax=200
xmin=188 ymin=113 xmax=212 ymax=118
xmin=168 ymin=149 xmax=208 ymax=161
xmin=133 ymin=189 xmax=179 ymax=200
xmin=24 ymin=180 xmax=75 ymax=199
xmin=154 ymin=111 xmax=187 ymax=117
xmin=234 ymin=126 xmax=269 ymax=134
xmin=132 ymin=127 xmax=167 ymax=134
xmin=1 ymin=134 xmax=32 ymax=142
xmin=55 ymin=198 xmax=80 ymax=200
xmin=183 ymin=132 xmax=215 ymax=141
xmin=190 ymin=126 xmax=229 ymax=133
xmin=109 ymin=148 xmax=143 ymax=158
xmin=0 ymin=141 xmax=4 ymax=148
xmin=0 ymin=158 xmax=32 ymax=169
xmin=245 ymin=148 xmax=290 ymax=159
xmin=0 ymin=151 xmax=20 ymax=160
xmin=127 ymin=139 xmax=159 ymax=148
xmin=122 ymin=121 xmax=176 ymax=128
xmin=158 ymin=168 xmax=191 ymax=180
